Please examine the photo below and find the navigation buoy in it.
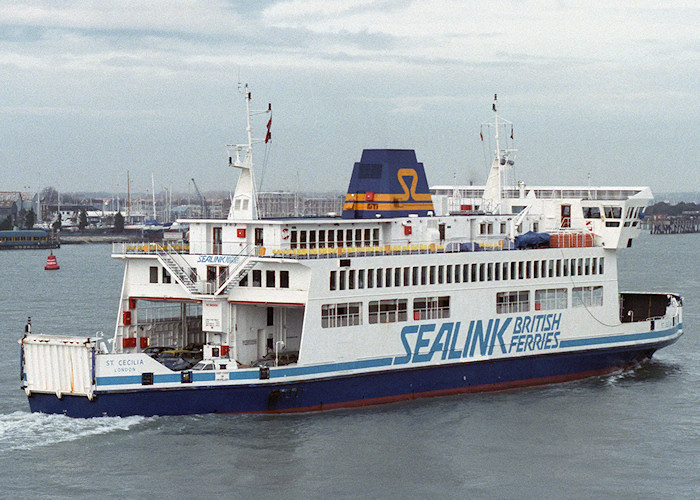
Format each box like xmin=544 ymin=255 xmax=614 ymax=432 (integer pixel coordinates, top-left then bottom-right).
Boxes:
xmin=44 ymin=250 xmax=60 ymax=270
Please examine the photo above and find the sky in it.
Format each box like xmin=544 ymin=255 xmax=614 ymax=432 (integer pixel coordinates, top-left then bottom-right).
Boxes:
xmin=1 ymin=1 xmax=698 ymax=197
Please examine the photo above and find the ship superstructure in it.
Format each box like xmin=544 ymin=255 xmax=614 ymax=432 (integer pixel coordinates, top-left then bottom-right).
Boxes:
xmin=20 ymin=92 xmax=683 ymax=417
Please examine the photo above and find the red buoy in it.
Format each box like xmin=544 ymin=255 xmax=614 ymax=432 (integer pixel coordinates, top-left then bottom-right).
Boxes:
xmin=44 ymin=250 xmax=60 ymax=270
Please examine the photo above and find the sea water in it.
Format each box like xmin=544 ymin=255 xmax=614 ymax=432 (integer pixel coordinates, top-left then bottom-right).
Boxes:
xmin=0 ymin=235 xmax=698 ymax=499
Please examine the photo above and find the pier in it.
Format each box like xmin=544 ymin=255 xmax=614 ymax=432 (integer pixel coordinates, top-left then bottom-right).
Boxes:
xmin=647 ymin=213 xmax=700 ymax=234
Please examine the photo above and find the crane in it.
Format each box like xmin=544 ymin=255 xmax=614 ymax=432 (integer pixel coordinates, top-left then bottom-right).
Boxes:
xmin=191 ymin=178 xmax=208 ymax=218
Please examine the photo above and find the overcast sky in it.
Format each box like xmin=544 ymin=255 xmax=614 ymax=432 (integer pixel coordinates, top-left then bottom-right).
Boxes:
xmin=1 ymin=1 xmax=698 ymax=197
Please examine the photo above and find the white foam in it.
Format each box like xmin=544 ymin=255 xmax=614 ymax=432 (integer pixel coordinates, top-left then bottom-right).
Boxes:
xmin=0 ymin=411 xmax=147 ymax=453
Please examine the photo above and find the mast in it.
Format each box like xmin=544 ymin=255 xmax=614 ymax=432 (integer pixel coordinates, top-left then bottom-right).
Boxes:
xmin=151 ymin=173 xmax=157 ymax=221
xmin=227 ymin=83 xmax=272 ymax=220
xmin=481 ymin=94 xmax=516 ymax=215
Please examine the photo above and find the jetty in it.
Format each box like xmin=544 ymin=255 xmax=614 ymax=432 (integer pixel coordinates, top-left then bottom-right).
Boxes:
xmin=647 ymin=213 xmax=700 ymax=234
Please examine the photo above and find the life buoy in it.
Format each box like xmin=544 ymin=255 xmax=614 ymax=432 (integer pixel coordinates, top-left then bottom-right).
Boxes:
xmin=282 ymin=228 xmax=290 ymax=240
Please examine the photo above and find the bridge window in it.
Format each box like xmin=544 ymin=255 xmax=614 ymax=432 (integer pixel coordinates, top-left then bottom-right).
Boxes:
xmin=149 ymin=266 xmax=159 ymax=283
xmin=330 ymin=270 xmax=337 ymax=291
xmin=161 ymin=267 xmax=171 ymax=284
xmin=252 ymin=269 xmax=262 ymax=287
xmin=321 ymin=302 xmax=362 ymax=328
xmin=535 ymin=288 xmax=567 ymax=310
xmin=266 ymin=270 xmax=275 ymax=288
xmin=413 ymin=296 xmax=450 ymax=320
xmin=280 ymin=271 xmax=289 ymax=289
xmin=496 ymin=291 xmax=530 ymax=314
xmin=369 ymin=299 xmax=408 ymax=324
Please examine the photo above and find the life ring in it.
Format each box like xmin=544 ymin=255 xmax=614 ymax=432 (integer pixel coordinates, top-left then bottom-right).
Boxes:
xmin=282 ymin=228 xmax=290 ymax=240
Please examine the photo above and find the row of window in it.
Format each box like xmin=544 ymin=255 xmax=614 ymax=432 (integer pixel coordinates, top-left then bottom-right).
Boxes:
xmin=322 ymin=296 xmax=450 ymax=328
xmin=239 ymin=269 xmax=290 ymax=289
xmin=150 ymin=266 xmax=172 ymax=284
xmin=496 ymin=286 xmax=603 ymax=314
xmin=329 ymin=257 xmax=605 ymax=291
xmin=582 ymin=205 xmax=642 ymax=220
xmin=291 ymin=227 xmax=380 ymax=249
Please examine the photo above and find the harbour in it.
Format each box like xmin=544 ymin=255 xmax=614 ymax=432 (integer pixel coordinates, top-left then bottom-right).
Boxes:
xmin=0 ymin=235 xmax=697 ymax=497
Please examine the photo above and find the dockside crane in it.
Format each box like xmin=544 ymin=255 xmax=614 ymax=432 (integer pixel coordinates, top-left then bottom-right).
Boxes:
xmin=191 ymin=178 xmax=208 ymax=218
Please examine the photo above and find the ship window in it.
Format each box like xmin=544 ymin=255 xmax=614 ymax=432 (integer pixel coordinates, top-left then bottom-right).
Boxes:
xmin=570 ymin=259 xmax=576 ymax=276
xmin=280 ymin=271 xmax=289 ymax=289
xmin=413 ymin=266 xmax=419 ymax=286
xmin=336 ymin=230 xmax=343 ymax=248
xmin=309 ymin=230 xmax=316 ymax=249
xmin=577 ymin=258 xmax=583 ymax=276
xmin=487 ymin=263 xmax=493 ymax=281
xmin=266 ymin=270 xmax=275 ymax=287
xmin=319 ymin=230 xmax=326 ymax=247
xmin=240 ymin=273 xmax=248 ymax=286
xmin=494 ymin=263 xmax=500 ymax=281
xmin=384 ymin=268 xmax=391 ymax=288
xmin=556 ymin=259 xmax=562 ymax=277
xmin=430 ymin=266 xmax=436 ymax=285
xmin=413 ymin=296 xmax=450 ymax=320
xmin=510 ymin=262 xmax=516 ymax=280
xmin=291 ymin=230 xmax=298 ymax=249
xmin=404 ymin=267 xmax=410 ymax=287
xmin=583 ymin=207 xmax=601 ymax=218
xmin=548 ymin=260 xmax=554 ymax=278
xmin=358 ymin=269 xmax=365 ymax=289
xmin=496 ymin=291 xmax=530 ymax=314
xmin=339 ymin=270 xmax=346 ymax=290
xmin=373 ymin=228 xmax=380 ymax=246
xmin=348 ymin=269 xmax=355 ymax=289
xmin=267 ymin=307 xmax=274 ymax=326
xmin=421 ymin=266 xmax=427 ymax=285
xmin=377 ymin=268 xmax=383 ymax=288
xmin=573 ymin=286 xmax=603 ymax=308
xmin=330 ymin=271 xmax=337 ymax=290
xmin=562 ymin=259 xmax=569 ymax=277
xmin=533 ymin=261 xmax=539 ymax=279
xmin=299 ymin=231 xmax=307 ymax=249
xmin=321 ymin=302 xmax=362 ymax=328
xmin=438 ymin=266 xmax=444 ymax=284
xmin=327 ymin=230 xmax=334 ymax=248
xmin=149 ymin=266 xmax=159 ymax=283
xmin=525 ymin=261 xmax=531 ymax=279
xmin=369 ymin=299 xmax=408 ymax=324
xmin=599 ymin=257 xmax=605 ymax=274
xmin=591 ymin=258 xmax=597 ymax=275
xmin=502 ymin=262 xmax=509 ymax=280
xmin=518 ymin=262 xmax=524 ymax=280
xmin=604 ymin=206 xmax=622 ymax=219
xmin=454 ymin=265 xmax=461 ymax=283
xmin=463 ymin=264 xmax=469 ymax=282
xmin=532 ymin=222 xmax=539 ymax=232
xmin=355 ymin=229 xmax=362 ymax=247
xmin=368 ymin=269 xmax=375 ymax=288
xmin=446 ymin=265 xmax=452 ymax=284
xmin=252 ymin=269 xmax=262 ymax=287
xmin=395 ymin=268 xmax=402 ymax=287
xmin=364 ymin=228 xmax=371 ymax=246
xmin=585 ymin=258 xmax=591 ymax=275
xmin=535 ymin=288 xmax=567 ymax=311
xmin=162 ymin=267 xmax=171 ymax=284
xmin=500 ymin=222 xmax=506 ymax=234
xmin=345 ymin=229 xmax=352 ymax=246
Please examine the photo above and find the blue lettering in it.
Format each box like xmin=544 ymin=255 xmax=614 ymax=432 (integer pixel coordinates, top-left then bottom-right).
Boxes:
xmin=551 ymin=313 xmax=561 ymax=330
xmin=552 ymin=331 xmax=560 ymax=348
xmin=434 ymin=323 xmax=453 ymax=360
xmin=534 ymin=333 xmax=543 ymax=349
xmin=517 ymin=334 xmax=526 ymax=352
xmin=461 ymin=321 xmax=475 ymax=358
xmin=488 ymin=317 xmax=511 ymax=355
xmin=522 ymin=316 xmax=532 ymax=333
xmin=469 ymin=319 xmax=491 ymax=357
xmin=514 ymin=316 xmax=523 ymax=334
xmin=412 ymin=324 xmax=435 ymax=363
xmin=448 ymin=322 xmax=462 ymax=359
xmin=544 ymin=314 xmax=552 ymax=331
xmin=394 ymin=325 xmax=418 ymax=365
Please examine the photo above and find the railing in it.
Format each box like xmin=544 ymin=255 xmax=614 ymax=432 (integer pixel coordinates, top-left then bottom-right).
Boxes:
xmin=113 ymin=240 xmax=189 ymax=255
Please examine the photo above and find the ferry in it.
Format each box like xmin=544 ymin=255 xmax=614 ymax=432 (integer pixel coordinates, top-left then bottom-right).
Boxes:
xmin=19 ymin=90 xmax=683 ymax=417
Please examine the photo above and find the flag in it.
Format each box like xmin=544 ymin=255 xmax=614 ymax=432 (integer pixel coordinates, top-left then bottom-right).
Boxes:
xmin=480 ymin=129 xmax=483 ymax=141
xmin=265 ymin=116 xmax=272 ymax=143
xmin=510 ymin=126 xmax=513 ymax=140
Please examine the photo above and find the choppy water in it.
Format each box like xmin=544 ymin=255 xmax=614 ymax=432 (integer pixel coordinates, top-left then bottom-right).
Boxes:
xmin=0 ymin=236 xmax=698 ymax=499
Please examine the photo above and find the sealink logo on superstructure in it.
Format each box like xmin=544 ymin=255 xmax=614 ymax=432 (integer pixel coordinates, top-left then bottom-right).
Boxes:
xmin=393 ymin=313 xmax=562 ymax=365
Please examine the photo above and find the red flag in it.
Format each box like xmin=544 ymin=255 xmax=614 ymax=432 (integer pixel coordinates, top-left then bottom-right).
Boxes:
xmin=480 ymin=130 xmax=483 ymax=141
xmin=265 ymin=117 xmax=272 ymax=143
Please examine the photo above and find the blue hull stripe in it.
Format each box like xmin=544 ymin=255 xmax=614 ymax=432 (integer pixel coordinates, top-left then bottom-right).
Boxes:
xmin=28 ymin=334 xmax=679 ymax=418
xmin=94 ymin=325 xmax=680 ymax=388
